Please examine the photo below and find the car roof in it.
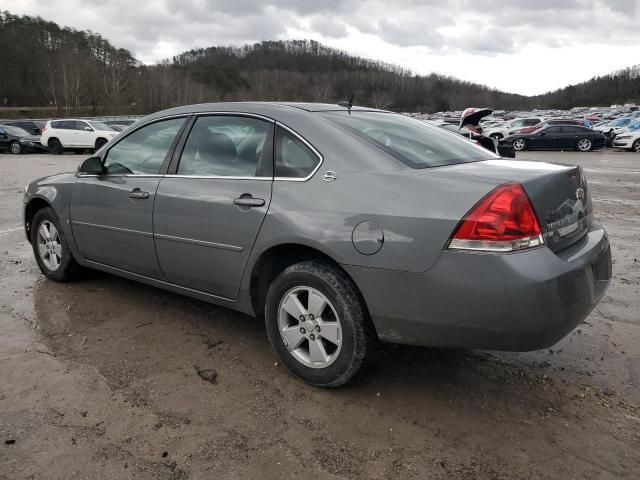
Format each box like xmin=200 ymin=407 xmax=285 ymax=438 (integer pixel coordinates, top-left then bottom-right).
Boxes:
xmin=145 ymin=101 xmax=387 ymax=120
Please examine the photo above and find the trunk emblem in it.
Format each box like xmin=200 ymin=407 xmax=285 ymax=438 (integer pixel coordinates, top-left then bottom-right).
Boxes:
xmin=575 ymin=188 xmax=585 ymax=200
xmin=322 ymin=171 xmax=337 ymax=182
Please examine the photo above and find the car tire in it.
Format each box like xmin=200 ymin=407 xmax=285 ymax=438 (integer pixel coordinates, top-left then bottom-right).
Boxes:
xmin=9 ymin=141 xmax=22 ymax=154
xmin=512 ymin=138 xmax=526 ymax=151
xmin=577 ymin=138 xmax=592 ymax=152
xmin=632 ymin=139 xmax=640 ymax=153
xmin=95 ymin=138 xmax=107 ymax=150
xmin=30 ymin=207 xmax=82 ymax=282
xmin=265 ymin=260 xmax=373 ymax=388
xmin=48 ymin=138 xmax=64 ymax=155
xmin=491 ymin=133 xmax=503 ymax=141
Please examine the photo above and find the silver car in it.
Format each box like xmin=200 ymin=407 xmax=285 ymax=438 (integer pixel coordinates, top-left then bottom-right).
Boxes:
xmin=23 ymin=102 xmax=612 ymax=387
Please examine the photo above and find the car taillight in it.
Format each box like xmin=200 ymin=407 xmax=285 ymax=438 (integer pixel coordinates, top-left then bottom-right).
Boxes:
xmin=448 ymin=183 xmax=544 ymax=252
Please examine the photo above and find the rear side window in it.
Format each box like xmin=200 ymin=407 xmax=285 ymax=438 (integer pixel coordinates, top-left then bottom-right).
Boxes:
xmin=275 ymin=127 xmax=321 ymax=178
xmin=51 ymin=120 xmax=71 ymax=129
xmin=524 ymin=119 xmax=541 ymax=126
xmin=545 ymin=127 xmax=562 ymax=134
xmin=103 ymin=117 xmax=185 ymax=174
xmin=177 ymin=116 xmax=271 ymax=177
xmin=320 ymin=111 xmax=496 ymax=169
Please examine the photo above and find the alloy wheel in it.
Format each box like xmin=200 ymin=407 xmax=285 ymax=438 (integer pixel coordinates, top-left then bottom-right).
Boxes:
xmin=10 ymin=141 xmax=21 ymax=154
xmin=633 ymin=140 xmax=640 ymax=152
xmin=513 ymin=139 xmax=526 ymax=151
xmin=577 ymin=139 xmax=592 ymax=152
xmin=277 ymin=286 xmax=342 ymax=369
xmin=36 ymin=220 xmax=62 ymax=271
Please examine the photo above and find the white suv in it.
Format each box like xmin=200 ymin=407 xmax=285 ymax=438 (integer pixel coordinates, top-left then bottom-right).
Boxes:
xmin=484 ymin=117 xmax=544 ymax=141
xmin=41 ymin=119 xmax=118 ymax=154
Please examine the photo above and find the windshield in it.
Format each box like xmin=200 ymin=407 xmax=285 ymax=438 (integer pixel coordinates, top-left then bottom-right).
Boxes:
xmin=625 ymin=120 xmax=640 ymax=131
xmin=89 ymin=121 xmax=112 ymax=131
xmin=3 ymin=126 xmax=30 ymax=136
xmin=610 ymin=118 xmax=630 ymax=127
xmin=320 ymin=111 xmax=496 ymax=168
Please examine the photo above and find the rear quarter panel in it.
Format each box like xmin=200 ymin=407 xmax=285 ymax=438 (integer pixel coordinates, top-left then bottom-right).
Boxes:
xmin=254 ymin=167 xmax=502 ymax=273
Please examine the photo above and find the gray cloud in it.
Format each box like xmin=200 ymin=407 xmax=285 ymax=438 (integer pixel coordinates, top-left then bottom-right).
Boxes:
xmin=10 ymin=0 xmax=640 ymax=61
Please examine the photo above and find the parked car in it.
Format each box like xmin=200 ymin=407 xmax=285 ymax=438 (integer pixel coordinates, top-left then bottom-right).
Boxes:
xmin=594 ymin=117 xmax=633 ymax=136
xmin=503 ymin=125 xmax=606 ymax=152
xmin=1 ymin=120 xmax=45 ymax=135
xmin=104 ymin=119 xmax=137 ymax=128
xmin=484 ymin=117 xmax=545 ymax=141
xmin=40 ymin=119 xmax=118 ymax=154
xmin=612 ymin=130 xmax=640 ymax=152
xmin=23 ymin=102 xmax=611 ymax=387
xmin=0 ymin=125 xmax=47 ymax=154
xmin=514 ymin=119 xmax=584 ymax=135
xmin=457 ymin=107 xmax=515 ymax=157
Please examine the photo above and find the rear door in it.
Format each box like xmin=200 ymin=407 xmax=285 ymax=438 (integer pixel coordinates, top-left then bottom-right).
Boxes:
xmin=74 ymin=120 xmax=95 ymax=147
xmin=153 ymin=114 xmax=274 ymax=299
xmin=70 ymin=116 xmax=188 ymax=278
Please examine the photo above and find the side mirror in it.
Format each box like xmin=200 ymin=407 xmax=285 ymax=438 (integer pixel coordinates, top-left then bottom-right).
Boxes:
xmin=78 ymin=156 xmax=104 ymax=174
xmin=84 ymin=126 xmax=92 ymax=131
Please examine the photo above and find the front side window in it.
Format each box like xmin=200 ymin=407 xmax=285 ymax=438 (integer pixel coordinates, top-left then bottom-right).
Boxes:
xmin=177 ymin=116 xmax=270 ymax=177
xmin=75 ymin=121 xmax=91 ymax=131
xmin=275 ymin=127 xmax=320 ymax=178
xmin=320 ymin=111 xmax=496 ymax=169
xmin=544 ymin=127 xmax=562 ymax=134
xmin=103 ymin=117 xmax=185 ymax=175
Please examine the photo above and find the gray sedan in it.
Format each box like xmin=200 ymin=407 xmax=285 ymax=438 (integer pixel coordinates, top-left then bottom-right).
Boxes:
xmin=23 ymin=102 xmax=612 ymax=387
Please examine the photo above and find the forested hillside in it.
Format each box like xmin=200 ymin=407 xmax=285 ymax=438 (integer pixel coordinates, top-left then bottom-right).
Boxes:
xmin=0 ymin=11 xmax=639 ymax=117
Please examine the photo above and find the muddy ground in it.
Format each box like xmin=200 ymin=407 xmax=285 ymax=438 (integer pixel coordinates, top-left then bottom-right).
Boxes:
xmin=0 ymin=150 xmax=639 ymax=479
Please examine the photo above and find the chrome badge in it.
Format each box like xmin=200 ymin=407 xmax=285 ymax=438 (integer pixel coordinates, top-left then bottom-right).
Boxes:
xmin=322 ymin=171 xmax=337 ymax=182
xmin=575 ymin=187 xmax=585 ymax=201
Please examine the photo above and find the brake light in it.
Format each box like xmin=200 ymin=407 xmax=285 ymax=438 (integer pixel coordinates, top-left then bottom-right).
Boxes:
xmin=448 ymin=183 xmax=543 ymax=252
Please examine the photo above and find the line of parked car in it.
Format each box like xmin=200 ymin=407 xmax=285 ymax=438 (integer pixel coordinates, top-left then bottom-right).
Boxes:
xmin=423 ymin=110 xmax=640 ymax=153
xmin=0 ymin=118 xmax=138 ymax=154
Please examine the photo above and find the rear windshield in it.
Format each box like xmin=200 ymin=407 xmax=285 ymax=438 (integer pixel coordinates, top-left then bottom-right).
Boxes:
xmin=319 ymin=111 xmax=496 ymax=168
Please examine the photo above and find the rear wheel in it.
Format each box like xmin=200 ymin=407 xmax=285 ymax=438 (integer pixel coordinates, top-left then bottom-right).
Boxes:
xmin=9 ymin=141 xmax=22 ymax=154
xmin=265 ymin=261 xmax=373 ymax=387
xmin=30 ymin=207 xmax=81 ymax=282
xmin=632 ymin=139 xmax=640 ymax=153
xmin=48 ymin=138 xmax=63 ymax=154
xmin=577 ymin=138 xmax=592 ymax=152
xmin=491 ymin=133 xmax=503 ymax=142
xmin=512 ymin=138 xmax=526 ymax=151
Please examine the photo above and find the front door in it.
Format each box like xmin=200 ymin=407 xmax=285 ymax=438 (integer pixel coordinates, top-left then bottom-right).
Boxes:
xmin=70 ymin=116 xmax=187 ymax=278
xmin=153 ymin=114 xmax=274 ymax=299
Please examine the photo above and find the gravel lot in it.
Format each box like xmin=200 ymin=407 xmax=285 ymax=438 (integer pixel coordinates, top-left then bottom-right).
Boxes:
xmin=1 ymin=150 xmax=639 ymax=479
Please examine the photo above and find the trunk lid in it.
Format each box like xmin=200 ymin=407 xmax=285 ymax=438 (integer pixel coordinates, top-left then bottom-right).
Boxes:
xmin=439 ymin=160 xmax=592 ymax=251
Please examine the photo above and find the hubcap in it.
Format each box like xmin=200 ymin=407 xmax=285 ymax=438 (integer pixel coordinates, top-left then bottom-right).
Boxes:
xmin=513 ymin=139 xmax=525 ymax=150
xmin=11 ymin=143 xmax=20 ymax=153
xmin=278 ymin=286 xmax=342 ymax=369
xmin=37 ymin=220 xmax=62 ymax=271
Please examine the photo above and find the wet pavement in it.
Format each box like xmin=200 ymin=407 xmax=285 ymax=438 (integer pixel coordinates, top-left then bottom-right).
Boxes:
xmin=1 ymin=151 xmax=639 ymax=479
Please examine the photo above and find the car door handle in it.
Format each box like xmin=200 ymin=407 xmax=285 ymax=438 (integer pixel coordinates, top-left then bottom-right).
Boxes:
xmin=233 ymin=196 xmax=265 ymax=207
xmin=129 ymin=189 xmax=150 ymax=199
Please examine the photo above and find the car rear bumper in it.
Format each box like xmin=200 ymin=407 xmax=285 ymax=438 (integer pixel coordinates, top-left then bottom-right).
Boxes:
xmin=344 ymin=221 xmax=611 ymax=351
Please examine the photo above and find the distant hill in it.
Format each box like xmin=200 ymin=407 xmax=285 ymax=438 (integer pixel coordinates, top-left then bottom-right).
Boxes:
xmin=0 ymin=10 xmax=638 ymax=117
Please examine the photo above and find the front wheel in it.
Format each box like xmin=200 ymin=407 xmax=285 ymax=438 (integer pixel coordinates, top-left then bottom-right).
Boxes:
xmin=30 ymin=207 xmax=81 ymax=282
xmin=577 ymin=138 xmax=592 ymax=152
xmin=95 ymin=138 xmax=107 ymax=150
xmin=491 ymin=133 xmax=503 ymax=142
xmin=632 ymin=139 xmax=640 ymax=153
xmin=265 ymin=261 xmax=373 ymax=387
xmin=9 ymin=141 xmax=22 ymax=154
xmin=512 ymin=138 xmax=527 ymax=151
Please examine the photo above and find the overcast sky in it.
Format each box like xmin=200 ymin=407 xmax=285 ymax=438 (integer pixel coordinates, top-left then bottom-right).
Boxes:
xmin=9 ymin=0 xmax=640 ymax=95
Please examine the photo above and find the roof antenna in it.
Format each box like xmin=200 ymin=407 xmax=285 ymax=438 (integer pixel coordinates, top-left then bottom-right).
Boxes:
xmin=337 ymin=92 xmax=355 ymax=112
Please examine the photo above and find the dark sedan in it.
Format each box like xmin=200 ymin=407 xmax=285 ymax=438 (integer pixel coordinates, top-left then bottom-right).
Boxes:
xmin=503 ymin=125 xmax=605 ymax=152
xmin=1 ymin=120 xmax=44 ymax=135
xmin=0 ymin=125 xmax=47 ymax=154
